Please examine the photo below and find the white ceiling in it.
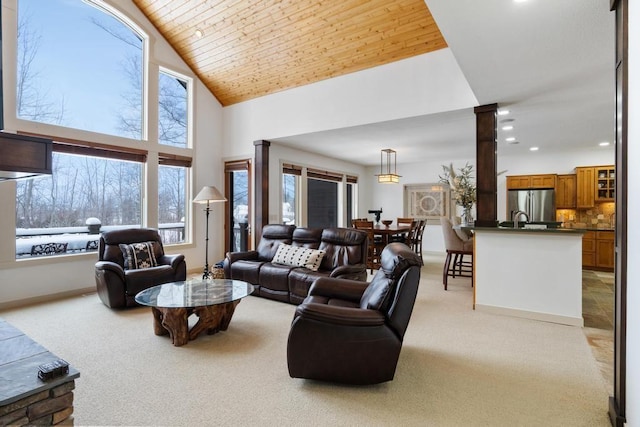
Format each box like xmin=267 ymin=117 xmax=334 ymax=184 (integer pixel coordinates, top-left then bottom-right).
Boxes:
xmin=272 ymin=0 xmax=615 ymax=167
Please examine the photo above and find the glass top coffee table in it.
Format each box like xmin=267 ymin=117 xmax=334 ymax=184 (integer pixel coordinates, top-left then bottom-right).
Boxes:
xmin=135 ymin=279 xmax=254 ymax=346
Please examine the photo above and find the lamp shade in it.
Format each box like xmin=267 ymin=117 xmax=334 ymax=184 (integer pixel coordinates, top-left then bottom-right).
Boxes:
xmin=193 ymin=186 xmax=227 ymax=203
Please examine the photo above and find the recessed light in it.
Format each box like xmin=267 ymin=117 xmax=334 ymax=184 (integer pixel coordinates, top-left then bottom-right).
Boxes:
xmin=507 ymin=140 xmax=520 ymax=145
xmin=502 ymin=125 xmax=514 ymax=131
xmin=599 ymin=141 xmax=611 ymax=146
xmin=498 ymin=109 xmax=510 ymax=116
xmin=529 ymin=146 xmax=539 ymax=151
xmin=194 ymin=29 xmax=204 ymax=38
xmin=506 ymin=137 xmax=516 ymax=142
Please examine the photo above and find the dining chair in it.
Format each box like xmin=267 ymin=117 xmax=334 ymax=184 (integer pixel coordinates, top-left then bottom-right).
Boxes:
xmin=392 ymin=217 xmax=416 ymax=246
xmin=352 ymin=219 xmax=383 ymax=273
xmin=411 ymin=219 xmax=426 ymax=264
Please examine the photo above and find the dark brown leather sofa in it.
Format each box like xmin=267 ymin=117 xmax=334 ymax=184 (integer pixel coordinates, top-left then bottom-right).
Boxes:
xmin=287 ymin=242 xmax=422 ymax=385
xmin=95 ymin=228 xmax=186 ymax=308
xmin=223 ymin=224 xmax=368 ymax=304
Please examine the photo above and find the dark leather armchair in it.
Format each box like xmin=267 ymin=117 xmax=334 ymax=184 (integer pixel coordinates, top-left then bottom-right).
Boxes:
xmin=95 ymin=228 xmax=186 ymax=308
xmin=287 ymin=242 xmax=422 ymax=385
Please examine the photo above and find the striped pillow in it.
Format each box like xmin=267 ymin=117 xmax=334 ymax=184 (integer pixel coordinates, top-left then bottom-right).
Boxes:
xmin=272 ymin=243 xmax=325 ymax=272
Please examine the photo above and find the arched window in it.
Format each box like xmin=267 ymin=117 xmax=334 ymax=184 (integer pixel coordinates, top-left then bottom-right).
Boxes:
xmin=17 ymin=0 xmax=145 ymax=139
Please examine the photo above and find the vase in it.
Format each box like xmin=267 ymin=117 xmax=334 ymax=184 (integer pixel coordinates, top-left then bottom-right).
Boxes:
xmin=461 ymin=206 xmax=473 ymax=226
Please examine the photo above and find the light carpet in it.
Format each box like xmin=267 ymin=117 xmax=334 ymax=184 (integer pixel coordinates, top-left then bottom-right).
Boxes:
xmin=0 ymin=253 xmax=610 ymax=426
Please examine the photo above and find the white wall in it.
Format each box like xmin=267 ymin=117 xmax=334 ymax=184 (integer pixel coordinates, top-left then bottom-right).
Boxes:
xmin=221 ymin=47 xmax=477 ymax=244
xmin=626 ymin=1 xmax=639 ymax=423
xmin=0 ymin=0 xmax=224 ymax=305
xmin=222 ymin=49 xmax=477 ymax=156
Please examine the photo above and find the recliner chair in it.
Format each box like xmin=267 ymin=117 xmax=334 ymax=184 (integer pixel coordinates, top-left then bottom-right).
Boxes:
xmin=95 ymin=228 xmax=186 ymax=308
xmin=287 ymin=242 xmax=422 ymax=385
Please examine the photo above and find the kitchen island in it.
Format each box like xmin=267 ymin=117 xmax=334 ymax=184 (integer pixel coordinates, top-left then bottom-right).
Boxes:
xmin=468 ymin=226 xmax=585 ymax=327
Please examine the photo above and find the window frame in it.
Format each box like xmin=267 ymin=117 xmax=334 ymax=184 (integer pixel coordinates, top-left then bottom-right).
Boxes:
xmin=3 ymin=0 xmax=197 ymax=262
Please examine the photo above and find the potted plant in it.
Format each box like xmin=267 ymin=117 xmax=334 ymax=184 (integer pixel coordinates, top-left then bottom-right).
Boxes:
xmin=439 ymin=163 xmax=477 ymax=225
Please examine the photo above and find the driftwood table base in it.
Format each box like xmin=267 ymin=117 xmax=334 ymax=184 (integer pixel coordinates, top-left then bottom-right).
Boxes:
xmin=151 ymin=301 xmax=241 ymax=346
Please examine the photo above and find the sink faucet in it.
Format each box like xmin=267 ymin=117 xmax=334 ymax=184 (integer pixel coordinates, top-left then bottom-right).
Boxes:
xmin=512 ymin=210 xmax=529 ymax=228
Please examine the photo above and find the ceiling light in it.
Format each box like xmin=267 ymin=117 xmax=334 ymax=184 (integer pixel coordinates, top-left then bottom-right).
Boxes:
xmin=502 ymin=125 xmax=514 ymax=131
xmin=507 ymin=140 xmax=520 ymax=145
xmin=599 ymin=141 xmax=611 ymax=146
xmin=500 ymin=118 xmax=515 ymax=123
xmin=194 ymin=29 xmax=204 ymax=38
xmin=506 ymin=137 xmax=516 ymax=142
xmin=376 ymin=149 xmax=401 ymax=184
xmin=529 ymin=147 xmax=539 ymax=151
xmin=498 ymin=109 xmax=510 ymax=116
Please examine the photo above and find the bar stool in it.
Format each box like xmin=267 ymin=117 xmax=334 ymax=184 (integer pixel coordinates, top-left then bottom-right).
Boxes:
xmin=440 ymin=217 xmax=473 ymax=290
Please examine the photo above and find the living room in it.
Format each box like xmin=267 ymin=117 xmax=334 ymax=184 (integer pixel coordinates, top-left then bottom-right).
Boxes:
xmin=1 ymin=0 xmax=639 ymax=425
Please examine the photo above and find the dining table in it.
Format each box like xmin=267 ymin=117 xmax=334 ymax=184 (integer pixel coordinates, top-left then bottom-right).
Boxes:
xmin=372 ymin=223 xmax=411 ymax=244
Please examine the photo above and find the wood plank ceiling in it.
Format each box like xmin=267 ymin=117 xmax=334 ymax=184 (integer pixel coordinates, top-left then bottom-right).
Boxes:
xmin=133 ymin=0 xmax=447 ymax=106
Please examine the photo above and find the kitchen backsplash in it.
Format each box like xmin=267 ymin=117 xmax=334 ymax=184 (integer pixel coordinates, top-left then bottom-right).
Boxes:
xmin=557 ymin=202 xmax=616 ymax=229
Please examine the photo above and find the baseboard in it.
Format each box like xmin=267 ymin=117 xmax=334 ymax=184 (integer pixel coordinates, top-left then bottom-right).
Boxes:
xmin=0 ymin=287 xmax=95 ymax=310
xmin=474 ymin=304 xmax=584 ymax=327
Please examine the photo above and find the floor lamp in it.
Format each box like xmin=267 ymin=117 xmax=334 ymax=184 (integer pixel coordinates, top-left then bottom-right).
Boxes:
xmin=193 ymin=185 xmax=227 ymax=280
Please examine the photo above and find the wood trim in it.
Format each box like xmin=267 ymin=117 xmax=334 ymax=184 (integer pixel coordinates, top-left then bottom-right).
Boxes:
xmin=53 ymin=142 xmax=146 ymax=163
xmin=158 ymin=153 xmax=192 ymax=167
xmin=225 ymin=159 xmax=251 ymax=172
xmin=474 ymin=103 xmax=498 ymax=227
xmin=254 ymin=140 xmax=270 ymax=244
xmin=224 ymin=158 xmax=252 ymax=253
xmin=610 ymin=0 xmax=627 ymax=425
xmin=18 ymin=131 xmax=148 ymax=156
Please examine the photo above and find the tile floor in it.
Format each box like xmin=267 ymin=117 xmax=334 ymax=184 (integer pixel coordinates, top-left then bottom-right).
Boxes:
xmin=582 ymin=269 xmax=614 ymax=392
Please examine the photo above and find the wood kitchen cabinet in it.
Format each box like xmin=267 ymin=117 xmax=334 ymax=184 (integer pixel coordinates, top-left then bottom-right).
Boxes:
xmin=582 ymin=230 xmax=614 ymax=271
xmin=506 ymin=174 xmax=557 ymax=190
xmin=556 ymin=174 xmax=577 ymax=208
xmin=576 ymin=167 xmax=595 ymax=208
xmin=595 ymin=166 xmax=615 ymax=201
xmin=582 ymin=231 xmax=596 ymax=268
xmin=596 ymin=230 xmax=615 ymax=270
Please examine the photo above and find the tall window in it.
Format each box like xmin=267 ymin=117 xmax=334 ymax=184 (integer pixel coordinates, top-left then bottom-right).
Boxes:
xmin=17 ymin=0 xmax=144 ymax=139
xmin=282 ymin=164 xmax=301 ymax=225
xmin=12 ymin=1 xmax=194 ymax=259
xmin=158 ymin=165 xmax=187 ymax=244
xmin=16 ymin=153 xmax=142 ymax=258
xmin=158 ymin=70 xmax=189 ymax=148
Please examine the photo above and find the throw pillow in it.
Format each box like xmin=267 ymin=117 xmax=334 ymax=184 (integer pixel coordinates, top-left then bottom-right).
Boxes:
xmin=119 ymin=241 xmax=159 ymax=270
xmin=272 ymin=243 xmax=325 ymax=271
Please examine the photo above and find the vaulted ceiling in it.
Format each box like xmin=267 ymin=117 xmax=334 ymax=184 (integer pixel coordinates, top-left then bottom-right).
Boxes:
xmin=132 ymin=0 xmax=447 ymax=106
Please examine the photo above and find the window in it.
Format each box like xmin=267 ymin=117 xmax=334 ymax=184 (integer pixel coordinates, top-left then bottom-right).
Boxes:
xmin=282 ymin=164 xmax=357 ymax=228
xmin=307 ymin=178 xmax=338 ymax=228
xmin=282 ymin=164 xmax=300 ymax=225
xmin=158 ymin=165 xmax=187 ymax=244
xmin=16 ymin=152 xmax=142 ymax=258
xmin=158 ymin=70 xmax=189 ymax=148
xmin=11 ymin=1 xmax=194 ymax=259
xmin=17 ymin=0 xmax=145 ymax=139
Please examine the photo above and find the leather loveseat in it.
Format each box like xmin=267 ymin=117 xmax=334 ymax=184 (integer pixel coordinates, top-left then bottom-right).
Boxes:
xmin=223 ymin=224 xmax=368 ymax=304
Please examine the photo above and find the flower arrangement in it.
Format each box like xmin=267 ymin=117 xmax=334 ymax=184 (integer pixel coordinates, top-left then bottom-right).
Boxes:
xmin=439 ymin=163 xmax=477 ymax=222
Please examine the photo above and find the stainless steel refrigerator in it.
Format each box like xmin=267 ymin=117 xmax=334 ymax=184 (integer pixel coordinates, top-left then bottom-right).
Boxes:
xmin=507 ymin=189 xmax=556 ymax=222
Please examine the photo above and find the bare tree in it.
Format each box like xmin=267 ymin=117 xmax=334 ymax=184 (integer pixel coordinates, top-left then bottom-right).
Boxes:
xmin=16 ymin=8 xmax=65 ymax=123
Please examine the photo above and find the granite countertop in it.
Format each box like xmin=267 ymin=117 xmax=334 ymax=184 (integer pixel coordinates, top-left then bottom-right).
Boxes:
xmin=567 ymin=227 xmax=615 ymax=231
xmin=465 ymin=226 xmax=585 ymax=234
